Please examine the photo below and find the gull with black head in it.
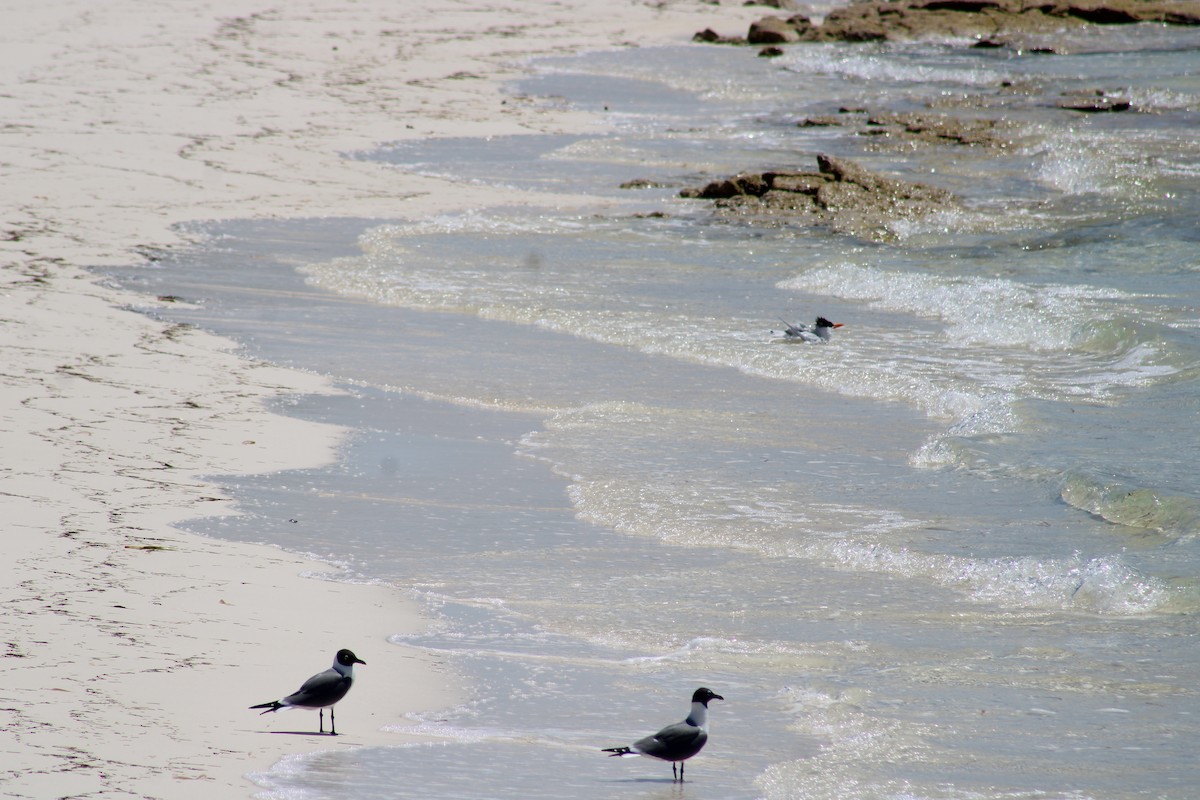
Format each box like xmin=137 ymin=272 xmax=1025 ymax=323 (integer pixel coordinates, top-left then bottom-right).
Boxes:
xmin=249 ymin=648 xmax=365 ymax=735
xmin=602 ymin=687 xmax=724 ymax=782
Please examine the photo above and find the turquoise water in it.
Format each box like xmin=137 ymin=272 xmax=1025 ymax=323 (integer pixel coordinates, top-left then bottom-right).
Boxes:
xmin=109 ymin=24 xmax=1199 ymax=800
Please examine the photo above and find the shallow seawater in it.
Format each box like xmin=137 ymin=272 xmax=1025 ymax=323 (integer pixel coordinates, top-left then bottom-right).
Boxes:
xmin=106 ymin=24 xmax=1199 ymax=800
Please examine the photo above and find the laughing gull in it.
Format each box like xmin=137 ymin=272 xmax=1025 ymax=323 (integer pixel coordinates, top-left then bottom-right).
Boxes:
xmin=602 ymin=687 xmax=724 ymax=782
xmin=250 ymin=648 xmax=365 ymax=735
xmin=777 ymin=316 xmax=844 ymax=342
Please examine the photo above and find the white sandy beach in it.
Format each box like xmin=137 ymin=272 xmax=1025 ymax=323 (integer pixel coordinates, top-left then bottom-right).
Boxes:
xmin=0 ymin=1 xmax=760 ymax=797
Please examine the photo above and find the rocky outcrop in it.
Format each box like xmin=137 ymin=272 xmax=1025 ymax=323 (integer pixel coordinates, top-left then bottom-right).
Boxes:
xmin=680 ymin=154 xmax=957 ymax=240
xmin=700 ymin=0 xmax=1200 ymax=45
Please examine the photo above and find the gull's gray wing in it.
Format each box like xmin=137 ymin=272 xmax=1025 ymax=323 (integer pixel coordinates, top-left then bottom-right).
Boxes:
xmin=632 ymin=721 xmax=708 ymax=762
xmin=282 ymin=668 xmax=352 ymax=708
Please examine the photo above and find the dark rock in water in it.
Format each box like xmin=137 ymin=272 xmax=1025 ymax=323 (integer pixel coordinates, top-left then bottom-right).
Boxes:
xmin=699 ymin=0 xmax=1199 ymax=47
xmin=692 ymin=27 xmax=746 ymax=44
xmin=746 ymin=20 xmax=795 ymax=44
xmin=1068 ymin=4 xmax=1143 ymax=24
xmin=758 ymin=46 xmax=786 ymax=57
xmin=817 ymin=5 xmax=891 ymax=41
xmin=1058 ymin=91 xmax=1133 ymax=112
xmin=748 ymin=16 xmax=803 ymax=43
xmin=744 ymin=0 xmax=802 ymax=8
xmin=840 ymin=0 xmax=1200 ymax=38
xmin=923 ymin=0 xmax=1005 ymax=11
xmin=683 ymin=172 xmax=772 ymax=200
xmin=1164 ymin=5 xmax=1200 ymax=24
xmin=680 ymin=154 xmax=958 ymax=241
xmin=798 ymin=115 xmax=848 ymax=127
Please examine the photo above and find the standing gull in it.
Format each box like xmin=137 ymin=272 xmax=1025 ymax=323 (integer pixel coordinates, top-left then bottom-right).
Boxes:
xmin=250 ymin=648 xmax=365 ymax=735
xmin=602 ymin=687 xmax=724 ymax=782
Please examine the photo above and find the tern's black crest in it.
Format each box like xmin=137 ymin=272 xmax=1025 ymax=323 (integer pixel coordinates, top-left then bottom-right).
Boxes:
xmin=815 ymin=317 xmax=835 ymax=328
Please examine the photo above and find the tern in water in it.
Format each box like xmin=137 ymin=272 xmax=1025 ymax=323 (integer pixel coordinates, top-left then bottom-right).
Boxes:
xmin=250 ymin=648 xmax=365 ymax=735
xmin=778 ymin=316 xmax=844 ymax=342
xmin=602 ymin=687 xmax=724 ymax=782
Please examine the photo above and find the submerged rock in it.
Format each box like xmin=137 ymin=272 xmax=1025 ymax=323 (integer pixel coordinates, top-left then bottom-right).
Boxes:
xmin=799 ymin=110 xmax=1015 ymax=149
xmin=1058 ymin=90 xmax=1133 ymax=112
